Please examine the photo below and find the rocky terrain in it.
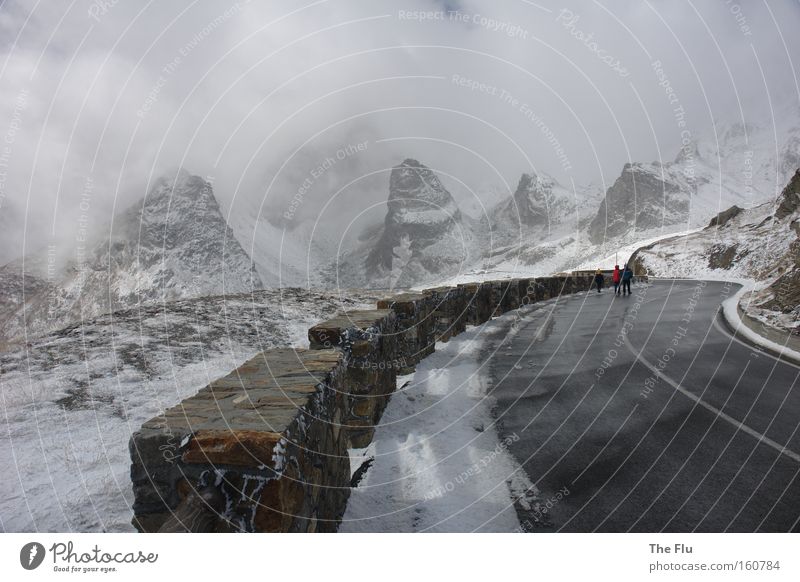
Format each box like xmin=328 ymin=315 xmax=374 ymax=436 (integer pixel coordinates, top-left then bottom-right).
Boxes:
xmin=632 ymin=169 xmax=800 ymax=335
xmin=588 ymin=162 xmax=692 ymax=243
xmin=0 ymin=199 xmax=24 ymax=267
xmin=326 ymin=116 xmax=800 ymax=289
xmin=589 ymin=118 xmax=800 ymax=244
xmin=0 ymin=170 xmax=262 ymax=342
xmin=0 ymin=119 xmax=797 ymax=339
xmin=0 ymin=287 xmax=378 ymax=532
xmin=490 ymin=171 xmax=578 ymax=242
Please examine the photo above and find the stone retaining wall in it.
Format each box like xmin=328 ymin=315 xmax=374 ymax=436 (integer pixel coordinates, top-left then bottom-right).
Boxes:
xmin=129 ymin=274 xmax=593 ymax=532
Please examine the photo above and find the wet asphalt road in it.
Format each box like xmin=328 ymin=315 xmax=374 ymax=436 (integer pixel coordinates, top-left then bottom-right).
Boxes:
xmin=485 ymin=279 xmax=800 ymax=532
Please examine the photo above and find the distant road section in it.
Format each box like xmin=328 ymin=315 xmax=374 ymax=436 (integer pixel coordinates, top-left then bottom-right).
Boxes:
xmin=485 ymin=280 xmax=800 ymax=532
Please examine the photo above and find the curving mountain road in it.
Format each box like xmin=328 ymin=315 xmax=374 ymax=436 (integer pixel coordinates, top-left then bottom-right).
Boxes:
xmin=484 ymin=279 xmax=800 ymax=532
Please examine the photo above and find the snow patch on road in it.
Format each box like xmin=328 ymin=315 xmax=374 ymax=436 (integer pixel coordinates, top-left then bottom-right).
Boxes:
xmin=341 ymin=320 xmax=534 ymax=532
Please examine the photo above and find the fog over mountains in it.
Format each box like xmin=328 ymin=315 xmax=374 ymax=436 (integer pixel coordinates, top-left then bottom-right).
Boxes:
xmin=2 ymin=1 xmax=799 ymax=271
xmin=0 ymin=170 xmax=261 ymax=340
xmin=3 ymin=1 xmax=800 ymax=541
xmin=2 ymin=108 xmax=798 ymax=342
xmin=0 ymin=0 xmax=799 ymax=339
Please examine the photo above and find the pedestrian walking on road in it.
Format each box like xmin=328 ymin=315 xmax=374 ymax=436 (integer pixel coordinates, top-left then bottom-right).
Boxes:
xmin=621 ymin=264 xmax=633 ymax=295
xmin=594 ymin=268 xmax=604 ymax=293
xmin=612 ymin=264 xmax=621 ymax=295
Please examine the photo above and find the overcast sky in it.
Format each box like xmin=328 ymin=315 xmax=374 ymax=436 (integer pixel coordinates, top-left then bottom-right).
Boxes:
xmin=0 ymin=0 xmax=798 ymax=260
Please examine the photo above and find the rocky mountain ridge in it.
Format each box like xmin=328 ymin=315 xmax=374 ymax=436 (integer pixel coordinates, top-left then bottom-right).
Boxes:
xmin=0 ymin=170 xmax=262 ymax=341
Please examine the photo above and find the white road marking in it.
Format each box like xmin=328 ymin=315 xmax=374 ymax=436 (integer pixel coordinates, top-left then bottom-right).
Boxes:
xmin=712 ymin=312 xmax=800 ymax=371
xmin=623 ymin=334 xmax=800 ymax=464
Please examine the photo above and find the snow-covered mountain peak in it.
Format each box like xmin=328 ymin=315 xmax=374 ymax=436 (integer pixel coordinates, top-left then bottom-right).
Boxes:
xmin=517 ymin=170 xmax=556 ymax=194
xmin=0 ymin=170 xmax=262 ymax=341
xmin=389 ymin=158 xmax=460 ymax=217
xmin=329 ymin=158 xmax=475 ymax=289
xmin=143 ymin=169 xmax=212 ymax=208
xmin=506 ymin=171 xmax=564 ymax=227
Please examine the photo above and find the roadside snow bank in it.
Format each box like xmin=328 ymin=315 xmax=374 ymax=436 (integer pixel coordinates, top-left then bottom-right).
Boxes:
xmin=722 ymin=284 xmax=800 ymax=363
xmin=341 ymin=321 xmax=533 ymax=532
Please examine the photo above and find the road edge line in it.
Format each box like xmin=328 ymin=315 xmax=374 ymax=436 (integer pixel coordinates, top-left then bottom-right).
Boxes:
xmin=717 ymin=285 xmax=800 ymax=368
xmin=622 ymin=334 xmax=800 ymax=464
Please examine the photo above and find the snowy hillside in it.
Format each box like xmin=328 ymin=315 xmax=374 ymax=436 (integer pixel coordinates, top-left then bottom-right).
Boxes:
xmin=633 ymin=169 xmax=800 ymax=334
xmin=0 ymin=287 xmax=378 ymax=532
xmin=227 ymin=200 xmax=359 ymax=289
xmin=0 ymin=170 xmax=263 ymax=341
xmin=589 ymin=117 xmax=800 ymax=245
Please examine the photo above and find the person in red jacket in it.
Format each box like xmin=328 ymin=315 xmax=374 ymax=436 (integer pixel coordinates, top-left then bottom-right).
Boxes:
xmin=612 ymin=264 xmax=621 ymax=295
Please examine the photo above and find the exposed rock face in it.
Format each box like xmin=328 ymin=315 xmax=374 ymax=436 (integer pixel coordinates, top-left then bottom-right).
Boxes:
xmin=362 ymin=159 xmax=470 ymax=288
xmin=588 ymin=162 xmax=691 ymax=244
xmin=0 ymin=261 xmax=48 ymax=340
xmin=491 ymin=172 xmax=574 ymax=232
xmin=780 ymin=135 xmax=800 ymax=180
xmin=708 ymin=205 xmax=743 ymax=227
xmin=759 ymin=171 xmax=800 ymax=320
xmin=504 ymin=173 xmax=554 ymax=227
xmin=776 ymin=169 xmax=800 ymax=220
xmin=759 ymin=240 xmax=800 ymax=316
xmin=708 ymin=243 xmax=746 ymax=270
xmin=0 ymin=170 xmax=262 ymax=340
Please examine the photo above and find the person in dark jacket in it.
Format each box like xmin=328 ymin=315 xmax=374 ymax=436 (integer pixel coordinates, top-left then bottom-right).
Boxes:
xmin=612 ymin=264 xmax=621 ymax=295
xmin=621 ymin=264 xmax=633 ymax=295
xmin=594 ymin=268 xmax=604 ymax=293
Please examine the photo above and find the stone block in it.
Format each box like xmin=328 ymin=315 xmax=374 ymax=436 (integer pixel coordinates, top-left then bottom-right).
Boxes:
xmin=182 ymin=429 xmax=282 ymax=467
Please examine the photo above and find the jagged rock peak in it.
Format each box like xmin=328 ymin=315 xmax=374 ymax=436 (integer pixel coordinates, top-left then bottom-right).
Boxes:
xmin=388 ymin=158 xmax=455 ymax=208
xmin=149 ymin=168 xmax=210 ymax=200
xmin=708 ymin=205 xmax=743 ymax=228
xmin=588 ymin=161 xmax=689 ymax=244
xmin=358 ymin=158 xmax=468 ymax=287
xmin=515 ymin=171 xmax=556 ymax=197
xmin=509 ymin=171 xmax=557 ymax=224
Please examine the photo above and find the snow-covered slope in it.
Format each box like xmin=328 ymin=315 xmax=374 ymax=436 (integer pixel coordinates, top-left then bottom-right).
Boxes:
xmin=0 ymin=287 xmax=378 ymax=532
xmin=589 ymin=117 xmax=800 ymax=245
xmin=633 ymin=169 xmax=800 ymax=333
xmin=0 ymin=170 xmax=262 ymax=341
xmin=229 ymin=211 xmax=343 ymax=289
xmin=490 ymin=171 xmax=578 ymax=243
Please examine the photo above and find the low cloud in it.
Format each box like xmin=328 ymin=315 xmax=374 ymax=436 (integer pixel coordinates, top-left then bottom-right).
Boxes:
xmin=0 ymin=0 xmax=798 ymax=260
